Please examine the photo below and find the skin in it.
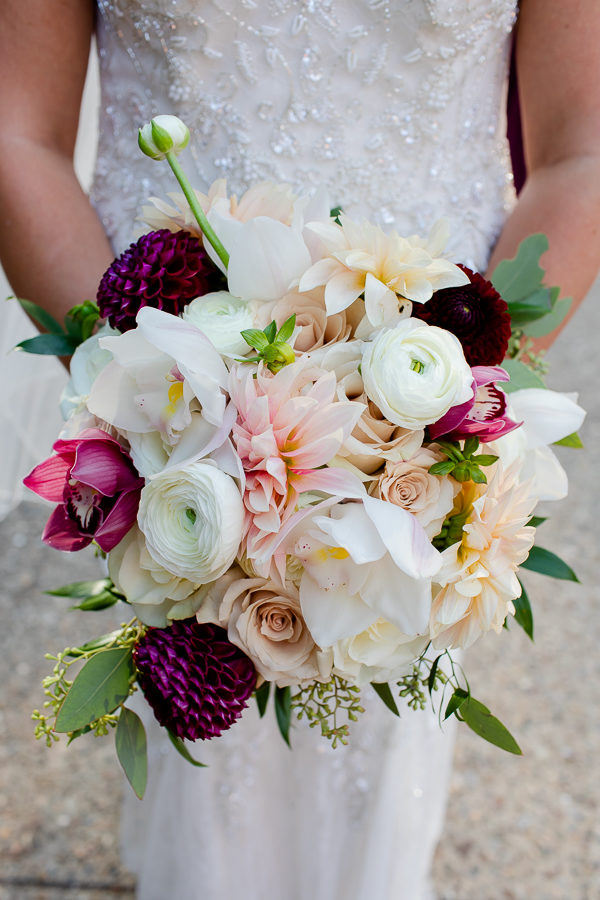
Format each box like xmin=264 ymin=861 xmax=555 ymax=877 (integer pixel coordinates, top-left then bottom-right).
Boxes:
xmin=0 ymin=0 xmax=599 ymax=350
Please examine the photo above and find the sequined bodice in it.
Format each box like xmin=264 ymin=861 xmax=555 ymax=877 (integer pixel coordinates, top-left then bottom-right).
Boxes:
xmin=93 ymin=0 xmax=518 ymax=268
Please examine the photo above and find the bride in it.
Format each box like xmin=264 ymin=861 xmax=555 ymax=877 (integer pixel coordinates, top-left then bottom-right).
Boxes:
xmin=1 ymin=2 xmax=599 ymax=898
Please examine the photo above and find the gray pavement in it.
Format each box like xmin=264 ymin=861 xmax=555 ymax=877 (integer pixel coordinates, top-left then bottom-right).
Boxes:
xmin=0 ymin=284 xmax=598 ymax=900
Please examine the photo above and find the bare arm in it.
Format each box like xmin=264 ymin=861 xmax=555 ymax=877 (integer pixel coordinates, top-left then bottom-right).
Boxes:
xmin=487 ymin=0 xmax=600 ymax=350
xmin=0 ymin=0 xmax=113 ymax=321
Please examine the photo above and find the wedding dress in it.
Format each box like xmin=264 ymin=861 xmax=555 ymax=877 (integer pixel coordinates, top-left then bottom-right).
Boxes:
xmin=95 ymin=2 xmax=516 ymax=898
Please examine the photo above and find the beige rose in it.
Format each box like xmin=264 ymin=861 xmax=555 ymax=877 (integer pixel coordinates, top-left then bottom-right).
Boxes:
xmin=370 ymin=446 xmax=458 ymax=538
xmin=208 ymin=576 xmax=330 ymax=686
xmin=257 ymin=288 xmax=350 ymax=355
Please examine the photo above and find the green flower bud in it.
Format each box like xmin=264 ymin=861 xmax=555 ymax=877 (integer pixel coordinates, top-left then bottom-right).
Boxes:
xmin=138 ymin=115 xmax=190 ymax=161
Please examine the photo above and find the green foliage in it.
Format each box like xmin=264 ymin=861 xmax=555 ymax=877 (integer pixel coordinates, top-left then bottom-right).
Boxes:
xmin=46 ymin=577 xmax=125 ymax=611
xmin=274 ymin=685 xmax=292 ymax=747
xmin=432 ymin=507 xmax=470 ymax=551
xmin=460 ymin=696 xmax=522 ymax=755
xmin=554 ymin=432 xmax=584 ymax=449
xmin=521 ymin=546 xmax=579 ymax=582
xmin=429 ymin=437 xmax=497 ymax=486
xmin=330 ymin=205 xmax=343 ymax=224
xmin=167 ymin=730 xmax=207 ymax=767
xmin=240 ymin=315 xmax=296 ymax=373
xmin=513 ymin=579 xmax=534 ymax=641
xmin=13 ymin=298 xmax=100 ymax=356
xmin=501 ymin=358 xmax=546 ymax=392
xmin=291 ymin=677 xmax=364 ymax=748
xmin=116 ymin=707 xmax=148 ymax=799
xmin=254 ymin=681 xmax=271 ymax=718
xmin=371 ymin=682 xmax=400 ymax=717
xmin=55 ymin=647 xmax=134 ymax=733
xmin=491 ymin=233 xmax=549 ymax=305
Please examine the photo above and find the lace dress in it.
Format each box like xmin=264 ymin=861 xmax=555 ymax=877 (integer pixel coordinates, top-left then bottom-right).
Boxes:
xmin=92 ymin=2 xmax=518 ymax=899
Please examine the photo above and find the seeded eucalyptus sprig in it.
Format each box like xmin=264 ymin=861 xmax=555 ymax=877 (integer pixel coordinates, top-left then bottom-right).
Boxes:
xmin=240 ymin=314 xmax=296 ymax=374
xmin=429 ymin=436 xmax=498 ymax=484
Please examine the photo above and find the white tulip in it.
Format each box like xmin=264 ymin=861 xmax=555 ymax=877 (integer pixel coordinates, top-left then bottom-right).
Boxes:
xmin=361 ymin=319 xmax=473 ymax=430
xmin=138 ymin=461 xmax=244 ymax=583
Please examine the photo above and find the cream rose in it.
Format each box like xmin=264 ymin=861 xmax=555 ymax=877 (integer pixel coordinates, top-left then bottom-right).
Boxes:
xmin=182 ymin=291 xmax=254 ymax=356
xmin=215 ymin=576 xmax=330 ymax=686
xmin=332 ymin=620 xmax=430 ymax=685
xmin=138 ymin=461 xmax=244 ymax=583
xmin=361 ymin=319 xmax=473 ymax=430
xmin=257 ymin=288 xmax=350 ymax=355
xmin=371 ymin=447 xmax=458 ymax=538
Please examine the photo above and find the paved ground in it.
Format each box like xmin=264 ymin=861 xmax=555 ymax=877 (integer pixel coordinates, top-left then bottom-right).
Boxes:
xmin=0 ymin=284 xmax=598 ymax=900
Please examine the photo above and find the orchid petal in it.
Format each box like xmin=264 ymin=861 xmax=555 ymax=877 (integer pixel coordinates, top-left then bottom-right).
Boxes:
xmin=363 ymin=496 xmax=442 ymax=579
xmin=95 ymin=490 xmax=140 ymax=552
xmin=300 ymin=574 xmax=378 ymax=647
xmin=509 ymin=388 xmax=586 ymax=448
xmin=24 ymin=454 xmax=72 ymax=502
xmin=42 ymin=506 xmax=91 ymax=551
xmin=359 ymin=554 xmax=432 ymax=635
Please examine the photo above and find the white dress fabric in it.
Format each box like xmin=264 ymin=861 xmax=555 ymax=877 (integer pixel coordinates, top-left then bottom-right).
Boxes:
xmin=91 ymin=3 xmax=518 ymax=899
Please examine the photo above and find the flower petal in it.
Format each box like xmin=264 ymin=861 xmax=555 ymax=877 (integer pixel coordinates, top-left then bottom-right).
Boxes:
xmin=94 ymin=490 xmax=140 ymax=552
xmin=227 ymin=217 xmax=312 ymax=302
xmin=300 ymin=574 xmax=378 ymax=647
xmin=363 ymin=495 xmax=442 ymax=579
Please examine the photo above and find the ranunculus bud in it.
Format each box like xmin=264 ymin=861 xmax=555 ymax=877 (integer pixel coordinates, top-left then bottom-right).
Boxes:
xmin=138 ymin=115 xmax=190 ymax=160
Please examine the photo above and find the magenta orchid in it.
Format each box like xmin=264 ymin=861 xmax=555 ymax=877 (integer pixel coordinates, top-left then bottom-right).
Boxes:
xmin=24 ymin=428 xmax=144 ymax=552
xmin=428 ymin=366 xmax=521 ymax=443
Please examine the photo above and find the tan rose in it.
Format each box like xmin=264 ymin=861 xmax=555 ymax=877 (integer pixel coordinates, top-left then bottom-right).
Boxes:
xmin=206 ymin=576 xmax=330 ymax=686
xmin=256 ymin=288 xmax=350 ymax=355
xmin=370 ymin=446 xmax=458 ymax=538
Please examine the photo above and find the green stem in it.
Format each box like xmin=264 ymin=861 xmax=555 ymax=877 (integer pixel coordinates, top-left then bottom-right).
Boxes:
xmin=165 ymin=151 xmax=230 ymax=270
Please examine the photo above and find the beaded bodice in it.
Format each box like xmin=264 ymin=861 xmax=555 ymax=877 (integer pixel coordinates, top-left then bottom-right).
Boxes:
xmin=93 ymin=0 xmax=518 ymax=268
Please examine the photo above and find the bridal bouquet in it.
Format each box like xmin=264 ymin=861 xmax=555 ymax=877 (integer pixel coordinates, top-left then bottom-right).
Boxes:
xmin=21 ymin=117 xmax=584 ymax=798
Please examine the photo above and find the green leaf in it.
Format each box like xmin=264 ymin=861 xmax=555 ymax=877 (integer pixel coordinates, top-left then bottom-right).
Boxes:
xmin=167 ymin=730 xmax=208 ymax=767
xmin=240 ymin=328 xmax=269 ymax=351
xmin=444 ymin=687 xmax=469 ymax=720
xmin=475 ymin=454 xmax=499 ymax=467
xmin=428 ymin=460 xmax=456 ymax=476
xmin=427 ymin=655 xmax=442 ymax=696
xmin=490 ymin=233 xmax=548 ymax=303
xmin=115 ymin=708 xmax=148 ymax=799
xmin=371 ymin=682 xmax=400 ymax=717
xmin=522 ymin=297 xmax=572 ymax=338
xmin=71 ymin=590 xmax=119 ymax=611
xmin=254 ymin=682 xmax=271 ymax=718
xmin=506 ymin=288 xmax=553 ymax=327
xmin=46 ymin=578 xmax=113 ymax=599
xmin=14 ymin=296 xmax=64 ymax=334
xmin=66 ymin=630 xmax=123 ymax=658
xmin=554 ymin=431 xmax=584 ymax=449
xmin=521 ymin=546 xmax=579 ymax=582
xmin=274 ymin=685 xmax=292 ymax=747
xmin=15 ymin=333 xmax=78 ymax=356
xmin=527 ymin=516 xmax=547 ymax=528
xmin=513 ymin=579 xmax=534 ymax=641
xmin=463 ymin=436 xmax=480 ymax=458
xmin=263 ymin=321 xmax=277 ymax=343
xmin=501 ymin=358 xmax=546 ymax=392
xmin=460 ymin=696 xmax=522 ymax=755
xmin=55 ymin=647 xmax=134 ymax=732
xmin=330 ymin=205 xmax=343 ymax=223
xmin=275 ymin=314 xmax=296 ymax=343
xmin=469 ymin=467 xmax=488 ymax=485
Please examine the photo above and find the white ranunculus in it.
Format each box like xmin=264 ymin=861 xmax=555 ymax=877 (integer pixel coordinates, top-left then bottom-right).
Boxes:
xmin=361 ymin=319 xmax=473 ymax=430
xmin=332 ymin=621 xmax=429 ymax=685
xmin=138 ymin=115 xmax=190 ymax=160
xmin=138 ymin=461 xmax=244 ymax=582
xmin=182 ymin=292 xmax=255 ymax=356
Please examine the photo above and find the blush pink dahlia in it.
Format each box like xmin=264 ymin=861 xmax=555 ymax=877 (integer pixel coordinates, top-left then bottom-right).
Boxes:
xmin=97 ymin=229 xmax=225 ymax=331
xmin=24 ymin=428 xmax=143 ymax=552
xmin=134 ymin=620 xmax=257 ymax=741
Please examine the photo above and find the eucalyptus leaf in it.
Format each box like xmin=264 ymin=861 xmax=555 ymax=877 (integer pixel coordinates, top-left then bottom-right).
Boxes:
xmin=167 ymin=730 xmax=208 ymax=767
xmin=527 ymin=516 xmax=547 ymax=528
xmin=55 ymin=647 xmax=133 ymax=732
xmin=490 ymin=233 xmax=548 ymax=302
xmin=522 ymin=296 xmax=572 ymax=337
xmin=15 ymin=297 xmax=64 ymax=334
xmin=46 ymin=578 xmax=113 ymax=599
xmin=521 ymin=546 xmax=579 ymax=582
xmin=66 ymin=630 xmax=123 ymax=658
xmin=460 ymin=696 xmax=522 ymax=755
xmin=15 ymin=334 xmax=78 ymax=356
xmin=501 ymin=358 xmax=546 ymax=393
xmin=554 ymin=431 xmax=584 ymax=449
xmin=444 ymin=687 xmax=468 ymax=720
xmin=513 ymin=579 xmax=534 ymax=641
xmin=254 ymin=682 xmax=271 ymax=718
xmin=371 ymin=682 xmax=400 ymax=717
xmin=274 ymin=685 xmax=292 ymax=747
xmin=116 ymin=708 xmax=148 ymax=799
xmin=71 ymin=590 xmax=119 ymax=612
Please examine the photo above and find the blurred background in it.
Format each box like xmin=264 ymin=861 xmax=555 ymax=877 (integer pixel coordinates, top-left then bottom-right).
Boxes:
xmin=0 ymin=47 xmax=598 ymax=900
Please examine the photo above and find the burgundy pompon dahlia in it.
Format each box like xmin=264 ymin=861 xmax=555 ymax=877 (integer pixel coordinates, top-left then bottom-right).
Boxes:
xmin=97 ymin=229 xmax=226 ymax=332
xmin=411 ymin=265 xmax=511 ymax=366
xmin=134 ymin=620 xmax=257 ymax=742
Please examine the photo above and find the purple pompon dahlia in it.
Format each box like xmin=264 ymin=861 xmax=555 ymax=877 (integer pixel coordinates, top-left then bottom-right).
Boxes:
xmin=411 ymin=265 xmax=512 ymax=367
xmin=97 ymin=229 xmax=226 ymax=332
xmin=134 ymin=620 xmax=257 ymax=741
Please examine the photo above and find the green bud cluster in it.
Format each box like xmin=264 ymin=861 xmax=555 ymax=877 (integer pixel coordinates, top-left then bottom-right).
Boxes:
xmin=291 ymin=676 xmax=364 ymax=748
xmin=432 ymin=507 xmax=471 ymax=551
xmin=428 ymin=437 xmax=498 ymax=485
xmin=240 ymin=315 xmax=297 ymax=374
